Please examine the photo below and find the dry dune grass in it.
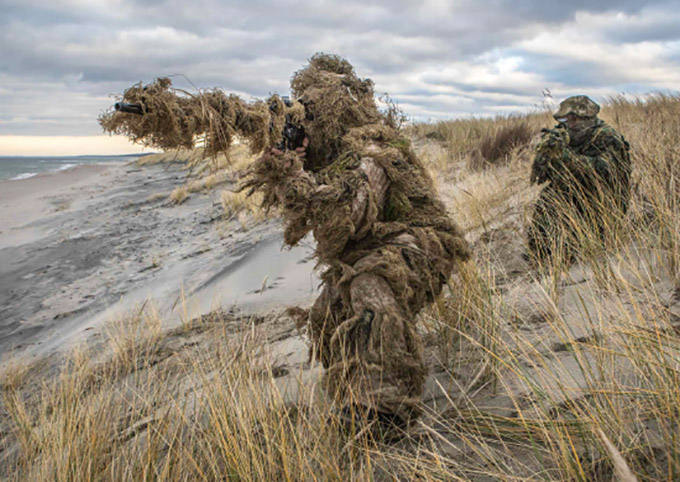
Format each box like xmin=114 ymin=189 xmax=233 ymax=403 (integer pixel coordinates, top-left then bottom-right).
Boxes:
xmin=169 ymin=185 xmax=189 ymax=205
xmin=410 ymin=111 xmax=551 ymax=171
xmin=142 ymin=143 xmax=258 ymax=205
xmin=2 ymin=95 xmax=680 ymax=480
xmin=221 ymin=189 xmax=266 ymax=227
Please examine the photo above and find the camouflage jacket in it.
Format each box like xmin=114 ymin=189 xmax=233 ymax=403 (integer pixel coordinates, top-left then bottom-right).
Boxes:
xmin=532 ymin=120 xmax=631 ymax=212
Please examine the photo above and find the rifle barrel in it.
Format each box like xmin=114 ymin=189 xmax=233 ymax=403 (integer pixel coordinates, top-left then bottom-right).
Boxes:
xmin=114 ymin=102 xmax=143 ymax=115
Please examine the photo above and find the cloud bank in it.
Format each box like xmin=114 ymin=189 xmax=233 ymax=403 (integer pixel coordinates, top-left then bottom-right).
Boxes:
xmin=1 ymin=0 xmax=679 ymax=140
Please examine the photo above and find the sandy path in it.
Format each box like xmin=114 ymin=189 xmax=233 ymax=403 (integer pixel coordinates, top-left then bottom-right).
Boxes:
xmin=0 ymin=162 xmax=317 ymax=361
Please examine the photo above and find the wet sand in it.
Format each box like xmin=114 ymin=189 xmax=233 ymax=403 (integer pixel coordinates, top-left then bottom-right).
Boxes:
xmin=0 ymin=161 xmax=317 ymax=361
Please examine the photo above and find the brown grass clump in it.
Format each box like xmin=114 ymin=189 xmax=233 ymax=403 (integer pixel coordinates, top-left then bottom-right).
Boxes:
xmin=137 ymin=147 xmax=210 ymax=166
xmin=409 ymin=111 xmax=551 ymax=172
xmin=0 ymin=310 xmax=426 ymax=481
xmin=220 ymin=190 xmax=265 ymax=227
xmin=473 ymin=118 xmax=533 ymax=170
xmin=169 ymin=185 xmax=189 ymax=205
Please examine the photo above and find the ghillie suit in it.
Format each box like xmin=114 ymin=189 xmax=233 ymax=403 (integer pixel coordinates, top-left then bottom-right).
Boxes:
xmin=528 ymin=96 xmax=631 ymax=263
xmin=99 ymin=53 xmax=470 ymax=425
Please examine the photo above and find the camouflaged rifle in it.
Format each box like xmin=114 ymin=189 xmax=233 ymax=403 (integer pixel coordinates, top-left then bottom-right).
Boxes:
xmin=114 ymin=102 xmax=144 ymax=115
xmin=530 ymin=126 xmax=570 ymax=184
xmin=112 ymin=95 xmax=306 ymax=152
xmin=101 ymin=78 xmax=307 ymax=156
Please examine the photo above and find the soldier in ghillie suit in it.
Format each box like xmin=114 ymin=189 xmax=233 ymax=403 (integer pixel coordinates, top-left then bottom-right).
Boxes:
xmin=527 ymin=95 xmax=631 ymax=263
xmin=99 ymin=53 xmax=470 ymax=429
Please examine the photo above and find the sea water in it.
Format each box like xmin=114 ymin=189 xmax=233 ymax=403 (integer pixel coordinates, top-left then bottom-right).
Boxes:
xmin=0 ymin=155 xmax=147 ymax=181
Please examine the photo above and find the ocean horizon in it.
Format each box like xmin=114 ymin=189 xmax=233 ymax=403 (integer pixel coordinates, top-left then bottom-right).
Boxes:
xmin=0 ymin=154 xmax=150 ymax=181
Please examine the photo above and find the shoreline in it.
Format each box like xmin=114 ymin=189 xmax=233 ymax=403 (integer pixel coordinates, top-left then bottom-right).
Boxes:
xmin=0 ymin=159 xmax=317 ymax=361
xmin=0 ymin=161 xmax=120 ymax=192
xmin=0 ymin=163 xmax=126 ymax=250
xmin=3 ymin=160 xmax=127 ymax=182
xmin=0 ymin=154 xmax=143 ymax=182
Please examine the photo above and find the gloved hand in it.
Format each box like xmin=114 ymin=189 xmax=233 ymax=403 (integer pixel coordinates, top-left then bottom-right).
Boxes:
xmin=269 ymin=136 xmax=308 ymax=174
xmin=531 ymin=127 xmax=570 ymax=184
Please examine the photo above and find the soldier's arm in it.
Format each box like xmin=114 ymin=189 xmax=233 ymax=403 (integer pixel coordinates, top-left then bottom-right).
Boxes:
xmin=246 ymin=147 xmax=388 ymax=256
xmin=561 ymin=130 xmax=630 ymax=186
xmin=531 ymin=127 xmax=569 ymax=184
xmin=300 ymin=156 xmax=387 ymax=259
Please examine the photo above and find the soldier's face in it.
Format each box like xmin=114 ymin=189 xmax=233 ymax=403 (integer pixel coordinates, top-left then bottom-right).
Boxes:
xmin=562 ymin=114 xmax=585 ymax=129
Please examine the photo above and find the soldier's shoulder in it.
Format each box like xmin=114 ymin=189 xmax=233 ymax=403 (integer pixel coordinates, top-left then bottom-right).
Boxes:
xmin=592 ymin=122 xmax=627 ymax=148
xmin=596 ymin=122 xmax=621 ymax=136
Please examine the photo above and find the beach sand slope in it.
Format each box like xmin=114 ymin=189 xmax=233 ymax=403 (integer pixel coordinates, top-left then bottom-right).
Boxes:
xmin=0 ymin=162 xmax=317 ymax=360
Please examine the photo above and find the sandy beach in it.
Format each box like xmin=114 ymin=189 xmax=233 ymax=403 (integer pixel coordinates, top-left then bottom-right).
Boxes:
xmin=0 ymin=161 xmax=317 ymax=360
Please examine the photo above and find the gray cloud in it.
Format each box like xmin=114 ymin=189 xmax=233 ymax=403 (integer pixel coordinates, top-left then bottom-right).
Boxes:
xmin=0 ymin=0 xmax=678 ymax=137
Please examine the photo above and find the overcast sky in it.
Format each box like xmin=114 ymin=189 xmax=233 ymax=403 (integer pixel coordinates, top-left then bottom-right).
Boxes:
xmin=1 ymin=0 xmax=679 ymax=154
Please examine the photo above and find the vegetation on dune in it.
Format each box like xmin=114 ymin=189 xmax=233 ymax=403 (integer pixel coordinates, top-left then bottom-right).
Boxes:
xmin=2 ymin=94 xmax=680 ymax=480
xmin=409 ymin=111 xmax=550 ymax=172
xmin=138 ymin=142 xmax=262 ymax=218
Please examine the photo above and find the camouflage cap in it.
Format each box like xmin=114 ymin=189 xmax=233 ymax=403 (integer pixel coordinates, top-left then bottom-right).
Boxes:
xmin=554 ymin=95 xmax=600 ymax=119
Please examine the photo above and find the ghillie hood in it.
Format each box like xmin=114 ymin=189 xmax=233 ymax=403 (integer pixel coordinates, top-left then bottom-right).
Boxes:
xmin=291 ymin=53 xmax=383 ymax=171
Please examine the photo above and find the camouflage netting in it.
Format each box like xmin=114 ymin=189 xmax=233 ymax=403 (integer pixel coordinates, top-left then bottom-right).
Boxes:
xmin=289 ymin=53 xmax=382 ymax=172
xmin=241 ymin=54 xmax=471 ymax=421
xmin=98 ymin=78 xmax=306 ymax=158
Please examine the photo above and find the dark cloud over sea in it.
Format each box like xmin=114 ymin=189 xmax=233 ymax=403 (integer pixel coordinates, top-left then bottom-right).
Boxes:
xmin=1 ymin=0 xmax=679 ymax=137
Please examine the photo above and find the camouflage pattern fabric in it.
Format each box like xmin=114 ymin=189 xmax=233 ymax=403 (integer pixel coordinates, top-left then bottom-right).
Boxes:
xmin=527 ymin=119 xmax=631 ymax=262
xmin=553 ymin=95 xmax=601 ymax=119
